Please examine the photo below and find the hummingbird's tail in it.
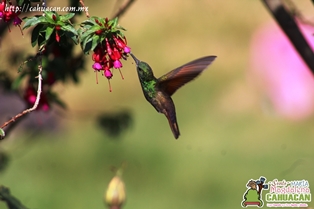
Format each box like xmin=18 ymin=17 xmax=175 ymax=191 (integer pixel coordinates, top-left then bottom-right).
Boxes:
xmin=164 ymin=111 xmax=180 ymax=139
xmin=169 ymin=120 xmax=180 ymax=139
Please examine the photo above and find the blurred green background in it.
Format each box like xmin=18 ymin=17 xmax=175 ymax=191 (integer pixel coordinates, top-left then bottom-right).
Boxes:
xmin=1 ymin=0 xmax=314 ymax=208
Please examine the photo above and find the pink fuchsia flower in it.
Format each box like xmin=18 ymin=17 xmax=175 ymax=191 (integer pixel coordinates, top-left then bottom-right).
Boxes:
xmin=104 ymin=69 xmax=113 ymax=79
xmin=123 ymin=46 xmax=131 ymax=53
xmin=45 ymin=72 xmax=56 ymax=85
xmin=55 ymin=32 xmax=60 ymax=42
xmin=0 ymin=2 xmax=5 ymax=12
xmin=90 ymin=33 xmax=130 ymax=91
xmin=42 ymin=103 xmax=50 ymax=111
xmin=28 ymin=95 xmax=36 ymax=104
xmin=13 ymin=16 xmax=22 ymax=26
xmin=93 ymin=62 xmax=103 ymax=84
xmin=92 ymin=62 xmax=102 ymax=71
xmin=104 ymin=68 xmax=113 ymax=92
xmin=113 ymin=36 xmax=131 ymax=54
xmin=106 ymin=38 xmax=113 ymax=56
xmin=24 ymin=85 xmax=37 ymax=105
xmin=113 ymin=60 xmax=122 ymax=69
xmin=110 ymin=48 xmax=121 ymax=60
xmin=92 ymin=46 xmax=107 ymax=63
xmin=249 ymin=21 xmax=314 ymax=120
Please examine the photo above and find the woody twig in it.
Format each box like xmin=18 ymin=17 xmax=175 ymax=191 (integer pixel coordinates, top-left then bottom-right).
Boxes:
xmin=0 ymin=55 xmax=43 ymax=136
xmin=111 ymin=0 xmax=135 ymax=19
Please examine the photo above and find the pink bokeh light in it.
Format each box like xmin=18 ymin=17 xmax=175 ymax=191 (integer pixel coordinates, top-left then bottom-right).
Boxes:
xmin=249 ymin=21 xmax=314 ymax=120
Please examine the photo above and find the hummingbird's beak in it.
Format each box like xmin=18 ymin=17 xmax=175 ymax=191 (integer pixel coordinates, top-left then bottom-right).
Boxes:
xmin=130 ymin=53 xmax=140 ymax=65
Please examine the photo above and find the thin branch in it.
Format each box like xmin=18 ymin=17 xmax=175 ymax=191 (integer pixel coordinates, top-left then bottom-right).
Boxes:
xmin=111 ymin=0 xmax=135 ymax=19
xmin=262 ymin=0 xmax=314 ymax=75
xmin=79 ymin=0 xmax=90 ymax=18
xmin=285 ymin=0 xmax=314 ymax=27
xmin=42 ymin=0 xmax=46 ymax=9
xmin=0 ymin=56 xmax=43 ymax=131
xmin=0 ymin=185 xmax=28 ymax=209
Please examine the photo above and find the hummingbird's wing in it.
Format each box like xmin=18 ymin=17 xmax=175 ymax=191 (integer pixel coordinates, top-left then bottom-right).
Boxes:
xmin=157 ymin=56 xmax=217 ymax=96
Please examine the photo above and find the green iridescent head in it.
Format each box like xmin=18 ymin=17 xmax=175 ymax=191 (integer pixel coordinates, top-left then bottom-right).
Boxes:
xmin=130 ymin=53 xmax=155 ymax=81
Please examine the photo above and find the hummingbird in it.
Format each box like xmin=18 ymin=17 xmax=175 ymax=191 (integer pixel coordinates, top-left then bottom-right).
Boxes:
xmin=130 ymin=53 xmax=217 ymax=139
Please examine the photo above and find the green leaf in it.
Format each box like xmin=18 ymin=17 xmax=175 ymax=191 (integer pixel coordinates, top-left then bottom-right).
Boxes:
xmin=59 ymin=13 xmax=75 ymax=21
xmin=56 ymin=21 xmax=66 ymax=27
xmin=22 ymin=16 xmax=40 ymax=29
xmin=54 ymin=12 xmax=60 ymax=21
xmin=55 ymin=100 xmax=67 ymax=109
xmin=80 ymin=31 xmax=92 ymax=42
xmin=31 ymin=24 xmax=44 ymax=47
xmin=91 ymin=35 xmax=100 ymax=52
xmin=64 ymin=31 xmax=78 ymax=45
xmin=80 ymin=25 xmax=101 ymax=41
xmin=82 ymin=36 xmax=93 ymax=54
xmin=44 ymin=11 xmax=58 ymax=24
xmin=19 ymin=0 xmax=31 ymax=9
xmin=81 ymin=24 xmax=93 ymax=31
xmin=81 ymin=19 xmax=96 ymax=26
xmin=112 ymin=17 xmax=118 ymax=28
xmin=115 ymin=30 xmax=125 ymax=39
xmin=108 ymin=17 xmax=118 ymax=28
xmin=37 ymin=33 xmax=47 ymax=48
xmin=77 ymin=27 xmax=83 ymax=36
xmin=11 ymin=73 xmax=26 ymax=89
xmin=99 ymin=35 xmax=106 ymax=44
xmin=49 ymin=92 xmax=67 ymax=109
xmin=97 ymin=17 xmax=105 ymax=26
xmin=0 ymin=128 xmax=5 ymax=140
xmin=18 ymin=63 xmax=25 ymax=73
xmin=61 ymin=24 xmax=78 ymax=36
xmin=53 ymin=97 xmax=67 ymax=109
xmin=116 ymin=25 xmax=126 ymax=31
xmin=45 ymin=26 xmax=54 ymax=41
xmin=43 ymin=11 xmax=53 ymax=17
xmin=23 ymin=16 xmax=49 ymax=30
xmin=16 ymin=0 xmax=25 ymax=6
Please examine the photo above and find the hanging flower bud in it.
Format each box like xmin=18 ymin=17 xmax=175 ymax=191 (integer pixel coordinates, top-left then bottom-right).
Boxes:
xmin=110 ymin=48 xmax=121 ymax=60
xmin=92 ymin=46 xmax=107 ymax=64
xmin=113 ymin=37 xmax=126 ymax=49
xmin=123 ymin=46 xmax=131 ymax=53
xmin=95 ymin=29 xmax=102 ymax=35
xmin=106 ymin=39 xmax=113 ymax=56
xmin=105 ymin=69 xmax=113 ymax=79
xmin=55 ymin=31 xmax=60 ymax=42
xmin=0 ymin=2 xmax=5 ymax=12
xmin=113 ymin=60 xmax=122 ymax=69
xmin=105 ymin=176 xmax=126 ymax=209
xmin=95 ymin=18 xmax=102 ymax=26
xmin=52 ymin=14 xmax=57 ymax=21
xmin=92 ymin=62 xmax=102 ymax=71
xmin=113 ymin=36 xmax=131 ymax=54
xmin=13 ymin=16 xmax=22 ymax=26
